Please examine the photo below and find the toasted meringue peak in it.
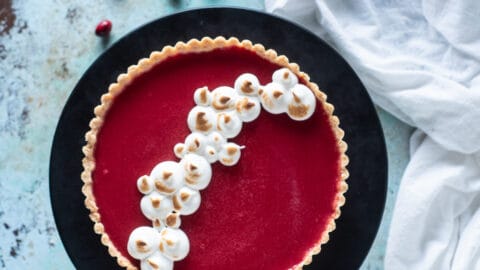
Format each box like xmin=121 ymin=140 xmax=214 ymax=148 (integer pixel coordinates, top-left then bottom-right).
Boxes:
xmin=273 ymin=90 xmax=283 ymax=99
xmin=184 ymin=132 xmax=207 ymax=154
xmin=218 ymin=142 xmax=243 ymax=166
xmin=235 ymin=96 xmax=261 ymax=122
xmin=180 ymin=153 xmax=212 ymax=190
xmin=216 ymin=111 xmax=242 ymax=138
xmin=141 ymin=252 xmax=173 ymax=270
xmin=204 ymin=145 xmax=218 ymax=163
xmin=140 ymin=192 xmax=174 ymax=221
xmin=211 ymin=86 xmax=237 ymax=111
xmin=193 ymin=86 xmax=211 ymax=106
xmin=165 ymin=212 xmax=181 ymax=228
xmin=137 ymin=175 xmax=154 ymax=195
xmin=150 ymin=161 xmax=184 ymax=195
xmin=272 ymin=67 xmax=298 ymax=89
xmin=173 ymin=143 xmax=186 ymax=159
xmin=206 ymin=131 xmax=227 ymax=150
xmin=287 ymin=84 xmax=316 ymax=121
xmin=187 ymin=106 xmax=216 ymax=134
xmin=234 ymin=73 xmax=260 ymax=96
xmin=127 ymin=226 xmax=160 ymax=260
xmin=152 ymin=218 xmax=165 ymax=231
xmin=172 ymin=186 xmax=201 ymax=215
xmin=160 ymin=228 xmax=190 ymax=261
xmin=259 ymin=82 xmax=291 ymax=114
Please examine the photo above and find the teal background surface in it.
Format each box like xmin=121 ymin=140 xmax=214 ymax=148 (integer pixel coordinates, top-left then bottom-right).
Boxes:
xmin=0 ymin=0 xmax=412 ymax=269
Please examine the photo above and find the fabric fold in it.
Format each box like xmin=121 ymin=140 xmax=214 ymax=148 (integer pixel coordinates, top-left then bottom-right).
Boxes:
xmin=265 ymin=0 xmax=480 ymax=269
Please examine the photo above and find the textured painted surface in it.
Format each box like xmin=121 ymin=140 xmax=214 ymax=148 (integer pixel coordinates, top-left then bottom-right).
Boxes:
xmin=0 ymin=0 xmax=412 ymax=269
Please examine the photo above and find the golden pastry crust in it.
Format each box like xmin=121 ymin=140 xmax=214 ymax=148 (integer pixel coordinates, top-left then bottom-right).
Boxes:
xmin=81 ymin=36 xmax=349 ymax=270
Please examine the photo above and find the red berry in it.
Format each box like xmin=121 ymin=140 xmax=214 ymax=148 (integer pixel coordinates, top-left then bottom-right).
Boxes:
xmin=95 ymin=20 xmax=112 ymax=37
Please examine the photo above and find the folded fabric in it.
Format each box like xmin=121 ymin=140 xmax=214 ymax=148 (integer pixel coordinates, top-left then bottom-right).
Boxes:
xmin=265 ymin=0 xmax=480 ymax=269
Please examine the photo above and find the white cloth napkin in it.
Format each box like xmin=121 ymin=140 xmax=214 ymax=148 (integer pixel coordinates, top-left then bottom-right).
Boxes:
xmin=265 ymin=0 xmax=480 ymax=269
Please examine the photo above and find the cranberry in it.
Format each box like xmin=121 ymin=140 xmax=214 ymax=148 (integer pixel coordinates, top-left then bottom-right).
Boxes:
xmin=95 ymin=20 xmax=112 ymax=37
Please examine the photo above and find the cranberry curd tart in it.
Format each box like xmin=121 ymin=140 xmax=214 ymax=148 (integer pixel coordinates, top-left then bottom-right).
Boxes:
xmin=81 ymin=37 xmax=349 ymax=270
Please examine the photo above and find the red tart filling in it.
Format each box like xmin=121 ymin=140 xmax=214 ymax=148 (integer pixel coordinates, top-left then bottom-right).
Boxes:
xmin=92 ymin=47 xmax=342 ymax=270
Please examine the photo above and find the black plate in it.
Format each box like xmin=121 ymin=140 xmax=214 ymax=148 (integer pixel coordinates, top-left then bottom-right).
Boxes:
xmin=50 ymin=7 xmax=387 ymax=270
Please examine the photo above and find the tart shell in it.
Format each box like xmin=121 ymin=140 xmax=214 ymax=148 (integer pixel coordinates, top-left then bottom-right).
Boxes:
xmin=81 ymin=36 xmax=349 ymax=270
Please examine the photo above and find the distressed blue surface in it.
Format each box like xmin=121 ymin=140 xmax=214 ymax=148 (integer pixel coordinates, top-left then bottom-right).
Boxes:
xmin=0 ymin=0 xmax=412 ymax=269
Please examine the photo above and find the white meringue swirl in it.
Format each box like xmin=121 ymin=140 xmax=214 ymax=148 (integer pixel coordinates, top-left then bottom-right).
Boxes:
xmin=235 ymin=96 xmax=261 ymax=122
xmin=141 ymin=251 xmax=174 ymax=270
xmin=160 ymin=227 xmax=190 ymax=261
xmin=164 ymin=212 xmax=181 ymax=229
xmin=234 ymin=73 xmax=260 ymax=96
xmin=193 ymin=86 xmax=211 ymax=106
xmin=272 ymin=67 xmax=298 ymax=89
xmin=203 ymin=145 xmax=218 ymax=163
xmin=137 ymin=175 xmax=154 ymax=195
xmin=287 ymin=84 xmax=316 ymax=121
xmin=184 ymin=132 xmax=208 ymax=155
xmin=180 ymin=153 xmax=212 ymax=190
xmin=216 ymin=111 xmax=243 ymax=138
xmin=259 ymin=82 xmax=291 ymax=114
xmin=140 ymin=192 xmax=174 ymax=221
xmin=187 ymin=106 xmax=216 ymax=134
xmin=150 ymin=161 xmax=184 ymax=195
xmin=218 ymin=142 xmax=243 ymax=166
xmin=207 ymin=131 xmax=227 ymax=150
xmin=211 ymin=86 xmax=237 ymax=111
xmin=172 ymin=186 xmax=201 ymax=215
xmin=127 ymin=226 xmax=161 ymax=260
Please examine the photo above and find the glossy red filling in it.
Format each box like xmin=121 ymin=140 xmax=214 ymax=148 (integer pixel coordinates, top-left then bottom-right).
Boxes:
xmin=92 ymin=47 xmax=341 ymax=270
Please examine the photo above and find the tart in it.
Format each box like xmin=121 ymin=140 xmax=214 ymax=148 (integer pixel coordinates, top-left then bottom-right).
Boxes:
xmin=81 ymin=37 xmax=348 ymax=270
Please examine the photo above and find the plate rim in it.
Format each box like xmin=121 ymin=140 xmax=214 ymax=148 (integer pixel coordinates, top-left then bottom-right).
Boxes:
xmin=49 ymin=6 xmax=388 ymax=270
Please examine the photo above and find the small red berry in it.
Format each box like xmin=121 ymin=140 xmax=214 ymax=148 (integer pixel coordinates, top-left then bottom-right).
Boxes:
xmin=95 ymin=20 xmax=112 ymax=37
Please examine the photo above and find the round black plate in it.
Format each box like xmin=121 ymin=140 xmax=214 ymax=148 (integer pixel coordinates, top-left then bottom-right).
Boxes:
xmin=50 ymin=7 xmax=387 ymax=270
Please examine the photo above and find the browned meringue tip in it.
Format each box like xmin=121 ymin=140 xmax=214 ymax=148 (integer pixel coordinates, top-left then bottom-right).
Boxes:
xmin=241 ymin=80 xmax=255 ymax=94
xmin=195 ymin=111 xmax=213 ymax=132
xmin=165 ymin=213 xmax=180 ymax=227
xmin=180 ymin=192 xmax=190 ymax=201
xmin=288 ymin=103 xmax=310 ymax=119
xmin=138 ymin=175 xmax=151 ymax=193
xmin=273 ymin=90 xmax=284 ymax=99
xmin=135 ymin=240 xmax=150 ymax=253
xmin=172 ymin=195 xmax=182 ymax=211
xmin=154 ymin=180 xmax=175 ymax=194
